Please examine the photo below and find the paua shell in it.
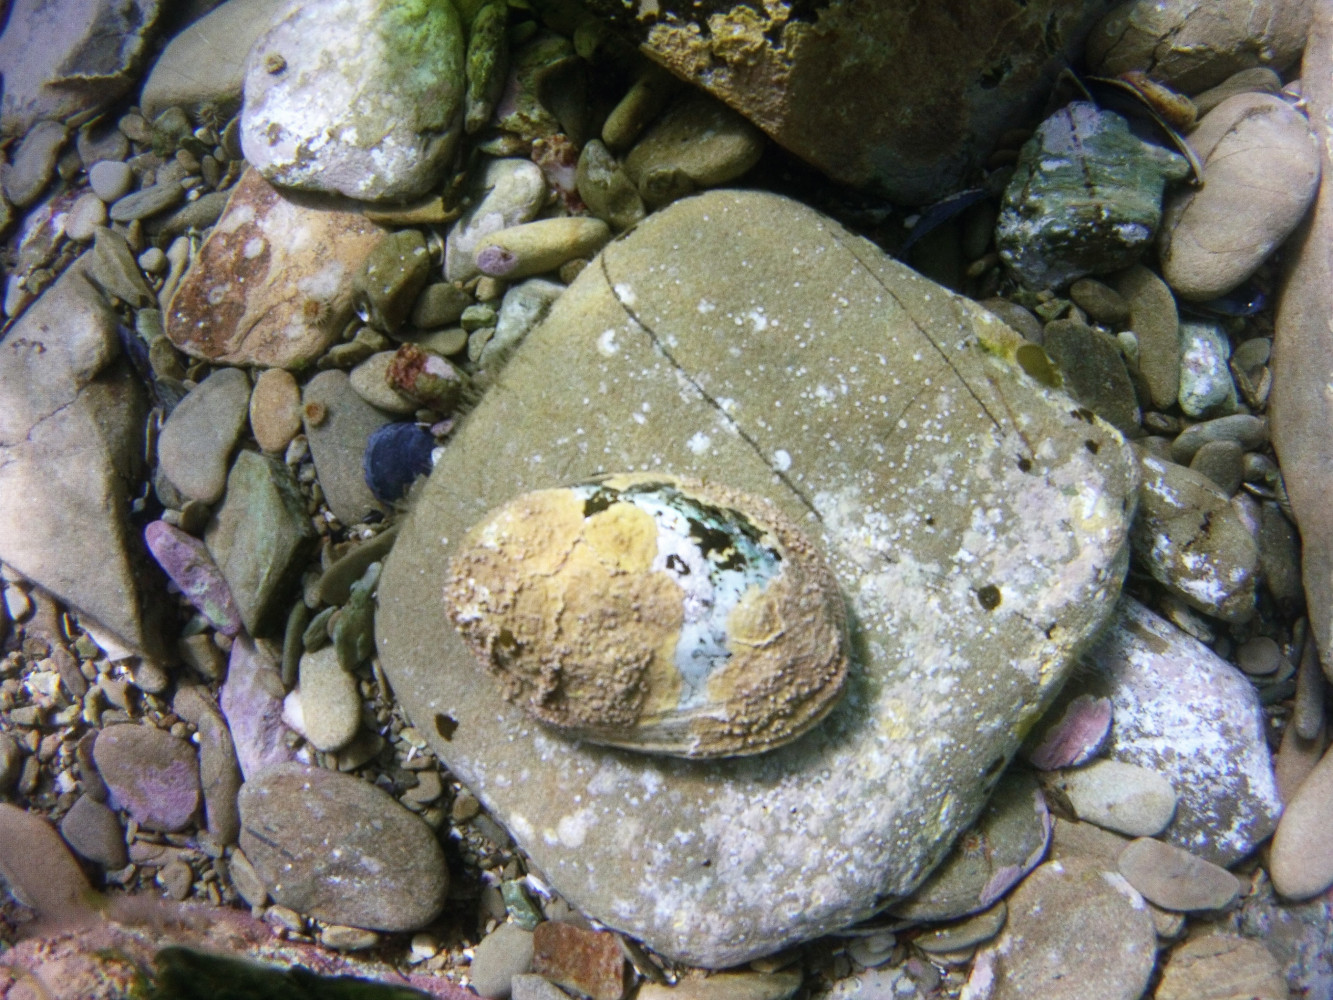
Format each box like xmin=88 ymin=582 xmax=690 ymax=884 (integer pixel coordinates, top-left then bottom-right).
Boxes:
xmin=444 ymin=473 xmax=848 ymax=758
xmin=995 ymin=101 xmax=1190 ymax=290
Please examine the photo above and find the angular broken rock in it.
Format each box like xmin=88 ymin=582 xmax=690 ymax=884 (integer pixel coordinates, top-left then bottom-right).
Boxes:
xmin=547 ymin=0 xmax=1109 ymax=203
xmin=376 ymin=189 xmax=1138 ymax=966
xmin=0 ymin=256 xmax=162 ymax=660
xmin=165 ymin=169 xmax=386 ymax=370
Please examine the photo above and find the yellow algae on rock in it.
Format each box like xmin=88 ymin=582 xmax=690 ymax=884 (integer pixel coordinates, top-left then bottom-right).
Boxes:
xmin=445 ymin=473 xmax=848 ymax=758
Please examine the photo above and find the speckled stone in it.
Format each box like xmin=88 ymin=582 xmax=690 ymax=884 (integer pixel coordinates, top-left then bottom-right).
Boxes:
xmin=377 ymin=189 xmax=1138 ymax=967
xmin=962 ymin=857 xmax=1156 ymax=1000
xmin=238 ymin=762 xmax=449 ymax=932
xmin=92 ymin=724 xmax=201 ymax=832
xmin=1074 ymin=598 xmax=1280 ymax=866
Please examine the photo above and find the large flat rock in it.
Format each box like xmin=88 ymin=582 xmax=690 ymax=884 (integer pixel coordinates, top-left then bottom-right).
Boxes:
xmin=376 ymin=190 xmax=1137 ymax=966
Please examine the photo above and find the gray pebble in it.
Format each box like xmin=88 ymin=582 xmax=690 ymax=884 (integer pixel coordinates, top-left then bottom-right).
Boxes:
xmin=77 ymin=125 xmax=130 ymax=169
xmin=138 ymin=247 xmax=168 ymax=274
xmin=1235 ymin=636 xmax=1283 ymax=676
xmin=155 ymin=190 xmax=229 ymax=238
xmin=302 ymin=370 xmax=391 ymax=525
xmin=110 ymin=180 xmax=185 ymax=222
xmin=158 ymin=367 xmax=252 ymax=504
xmin=980 ymin=297 xmax=1043 ymax=342
xmin=1188 ymin=438 xmax=1244 ymax=495
xmin=1050 ymin=759 xmax=1177 ymax=837
xmin=0 ymin=733 xmax=20 ymax=792
xmin=88 ymin=159 xmax=135 ymax=203
xmin=510 ymin=974 xmax=573 ymax=1000
xmin=1069 ymin=278 xmax=1130 ymax=327
xmin=1232 ymin=336 xmax=1271 ymax=372
xmin=1258 ymin=501 xmax=1304 ymax=615
xmin=1170 ymin=414 xmax=1268 ymax=465
xmin=1115 ymin=264 xmax=1180 ymax=411
xmin=296 ymin=645 xmax=361 ymax=752
xmin=3 ymin=121 xmax=67 ymax=207
xmin=1117 ymin=837 xmax=1240 ymax=911
xmin=1179 ymin=320 xmax=1238 ymax=418
xmin=470 ymin=922 xmax=535 ymax=1000
xmin=348 ymin=352 xmax=419 ymax=415
xmin=1042 ymin=319 xmax=1140 ymax=436
xmin=64 ymin=193 xmax=107 ymax=242
xmin=1193 ymin=67 xmax=1284 ymax=115
xmin=445 ymin=158 xmax=548 ymax=283
xmin=410 ymin=282 xmax=471 ymax=330
xmin=238 ymin=762 xmax=448 ymax=931
xmin=58 ymin=794 xmax=128 ymax=868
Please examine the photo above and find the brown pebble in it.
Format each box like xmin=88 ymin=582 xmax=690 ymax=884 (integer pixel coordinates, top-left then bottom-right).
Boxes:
xmin=1154 ymin=934 xmax=1288 ymax=1000
xmin=1116 ymin=837 xmax=1239 ymax=911
xmin=532 ymin=921 xmax=627 ymax=1000
xmin=302 ymin=400 xmax=328 ymax=427
xmin=250 ymin=369 xmax=304 ymax=453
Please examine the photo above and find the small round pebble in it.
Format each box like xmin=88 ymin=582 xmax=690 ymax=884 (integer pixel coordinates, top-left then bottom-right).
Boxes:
xmin=1116 ymin=837 xmax=1240 ymax=911
xmin=159 ymin=856 xmax=194 ymax=900
xmin=470 ymin=922 xmax=535 ymax=1000
xmin=1235 ymin=636 xmax=1283 ymax=676
xmin=88 ymin=160 xmax=135 ymax=203
xmin=138 ymin=247 xmax=168 ymax=274
xmin=1188 ymin=439 xmax=1244 ymax=495
xmin=58 ymin=794 xmax=128 ymax=869
xmin=64 ymin=193 xmax=108 ymax=242
xmin=249 ymin=368 xmax=304 ymax=454
xmin=363 ymin=422 xmax=436 ymax=502
xmin=1050 ymin=759 xmax=1177 ymax=837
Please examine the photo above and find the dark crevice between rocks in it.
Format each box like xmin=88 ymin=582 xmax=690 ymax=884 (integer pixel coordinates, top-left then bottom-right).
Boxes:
xmin=598 ymin=253 xmax=822 ymax=522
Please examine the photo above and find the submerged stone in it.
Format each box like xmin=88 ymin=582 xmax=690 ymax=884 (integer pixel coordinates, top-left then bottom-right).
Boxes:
xmin=376 ymin=189 xmax=1137 ymax=966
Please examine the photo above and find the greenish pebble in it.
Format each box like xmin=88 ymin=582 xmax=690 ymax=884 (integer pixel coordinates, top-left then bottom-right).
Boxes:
xmin=354 ymin=229 xmax=433 ymax=334
xmin=577 ymin=138 xmax=645 ymax=232
xmin=87 ymin=227 xmax=155 ymax=308
xmin=1042 ymin=319 xmax=1141 ymax=437
xmin=413 ymin=326 xmax=468 ymax=357
xmin=109 ymin=180 xmax=185 ymax=222
xmin=1170 ymin=414 xmax=1268 ymax=464
xmin=317 ymin=525 xmax=401 ymax=605
xmin=204 ymin=451 xmax=317 ymax=635
xmin=332 ymin=563 xmax=379 ymax=671
xmin=283 ymin=600 xmax=312 ymax=688
xmin=996 ymin=103 xmax=1188 ymax=289
xmin=410 ymin=282 xmax=471 ymax=329
xmin=501 ymin=879 xmax=542 ymax=930
xmin=461 ymin=303 xmax=497 ymax=331
xmin=465 ymin=1 xmax=509 ymax=132
xmin=303 ymin=606 xmax=337 ymax=651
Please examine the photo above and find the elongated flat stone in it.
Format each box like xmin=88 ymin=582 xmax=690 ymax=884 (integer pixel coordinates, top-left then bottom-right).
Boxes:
xmin=375 ymin=190 xmax=1137 ymax=966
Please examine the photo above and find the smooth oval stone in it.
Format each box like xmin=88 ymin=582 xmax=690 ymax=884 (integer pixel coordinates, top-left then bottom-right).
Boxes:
xmin=0 ymin=803 xmax=93 ymax=922
xmin=1160 ymin=93 xmax=1319 ymax=301
xmin=303 ymin=370 xmax=390 ymax=525
xmin=445 ymin=158 xmax=548 ymax=282
xmin=93 ymin=723 xmax=201 ymax=832
xmin=1271 ymin=743 xmax=1333 ymax=899
xmin=1049 ymin=759 xmax=1177 ymax=837
xmin=249 ymin=368 xmax=303 ymax=453
xmin=239 ymin=762 xmax=448 ymax=931
xmin=88 ymin=159 xmax=134 ymax=203
xmin=157 ymin=367 xmax=251 ymax=504
xmin=470 ymin=923 xmax=535 ymax=1000
xmin=1116 ymin=837 xmax=1240 ymax=911
xmin=376 ymin=189 xmax=1137 ymax=967
xmin=295 ymin=645 xmax=361 ymax=753
xmin=963 ymin=858 xmax=1156 ymax=1000
xmin=1113 ymin=264 xmax=1180 ymax=412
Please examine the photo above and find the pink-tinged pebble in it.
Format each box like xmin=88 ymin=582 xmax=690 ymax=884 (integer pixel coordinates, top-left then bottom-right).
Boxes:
xmin=476 ymin=244 xmax=518 ymax=277
xmin=92 ymin=724 xmax=201 ymax=832
xmin=144 ymin=520 xmax=243 ymax=635
xmin=1028 ymin=694 xmax=1113 ymax=771
xmin=219 ymin=636 xmax=299 ymax=781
